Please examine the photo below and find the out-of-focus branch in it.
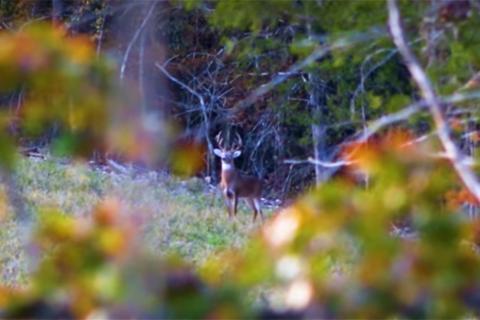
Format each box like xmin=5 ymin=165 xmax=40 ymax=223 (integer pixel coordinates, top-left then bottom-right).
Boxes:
xmin=388 ymin=0 xmax=480 ymax=201
xmin=428 ymin=152 xmax=476 ymax=167
xmin=119 ymin=1 xmax=156 ymax=80
xmin=284 ymin=158 xmax=353 ymax=168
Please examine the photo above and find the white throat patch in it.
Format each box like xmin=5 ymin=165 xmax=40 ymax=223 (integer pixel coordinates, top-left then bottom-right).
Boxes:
xmin=221 ymin=161 xmax=233 ymax=171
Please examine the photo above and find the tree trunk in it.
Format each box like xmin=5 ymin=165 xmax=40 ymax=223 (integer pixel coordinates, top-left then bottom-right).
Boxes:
xmin=308 ymin=72 xmax=329 ymax=186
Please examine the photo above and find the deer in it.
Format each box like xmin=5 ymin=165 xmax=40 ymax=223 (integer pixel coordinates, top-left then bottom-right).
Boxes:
xmin=213 ymin=132 xmax=264 ymax=222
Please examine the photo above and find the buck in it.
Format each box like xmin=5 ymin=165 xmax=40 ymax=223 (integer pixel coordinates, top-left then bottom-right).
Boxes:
xmin=214 ymin=132 xmax=263 ymax=222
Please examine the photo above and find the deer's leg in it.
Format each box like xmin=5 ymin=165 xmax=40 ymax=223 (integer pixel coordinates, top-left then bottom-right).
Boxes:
xmin=223 ymin=188 xmax=235 ymax=219
xmin=247 ymin=198 xmax=257 ymax=222
xmin=224 ymin=198 xmax=233 ymax=219
xmin=254 ymin=198 xmax=264 ymax=222
xmin=233 ymin=195 xmax=238 ymax=216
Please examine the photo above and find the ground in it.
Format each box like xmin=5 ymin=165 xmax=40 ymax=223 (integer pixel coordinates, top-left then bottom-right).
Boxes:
xmin=0 ymin=156 xmax=273 ymax=286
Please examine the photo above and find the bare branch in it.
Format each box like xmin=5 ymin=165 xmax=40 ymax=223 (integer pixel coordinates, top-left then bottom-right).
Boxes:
xmin=284 ymin=158 xmax=354 ymax=168
xmin=388 ymin=0 xmax=480 ymax=201
xmin=155 ymin=62 xmax=214 ymax=175
xmin=350 ymin=47 xmax=397 ymax=116
xmin=156 ymin=63 xmax=206 ymax=111
xmin=96 ymin=11 xmax=106 ymax=57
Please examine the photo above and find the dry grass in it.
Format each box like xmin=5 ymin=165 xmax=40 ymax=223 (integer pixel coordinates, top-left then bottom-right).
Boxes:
xmin=0 ymin=157 xmax=272 ymax=286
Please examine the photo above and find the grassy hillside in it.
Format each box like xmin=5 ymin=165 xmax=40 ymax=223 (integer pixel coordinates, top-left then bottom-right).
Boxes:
xmin=0 ymin=157 xmax=272 ymax=286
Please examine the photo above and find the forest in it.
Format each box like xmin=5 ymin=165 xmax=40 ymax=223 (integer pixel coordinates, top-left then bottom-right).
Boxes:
xmin=2 ymin=0 xmax=480 ymax=318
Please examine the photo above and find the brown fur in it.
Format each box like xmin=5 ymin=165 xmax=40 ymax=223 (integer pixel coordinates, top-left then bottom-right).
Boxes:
xmin=220 ymin=169 xmax=262 ymax=198
xmin=218 ymin=166 xmax=263 ymax=221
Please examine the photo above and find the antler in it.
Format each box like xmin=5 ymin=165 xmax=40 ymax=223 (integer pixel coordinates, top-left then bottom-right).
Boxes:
xmin=232 ymin=132 xmax=243 ymax=150
xmin=215 ymin=132 xmax=225 ymax=149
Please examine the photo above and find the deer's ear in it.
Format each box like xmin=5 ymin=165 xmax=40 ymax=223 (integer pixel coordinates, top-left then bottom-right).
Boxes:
xmin=213 ymin=149 xmax=223 ymax=157
xmin=233 ymin=150 xmax=242 ymax=158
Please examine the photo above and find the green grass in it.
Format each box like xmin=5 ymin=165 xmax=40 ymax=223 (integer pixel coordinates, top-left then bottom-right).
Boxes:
xmin=0 ymin=157 xmax=271 ymax=286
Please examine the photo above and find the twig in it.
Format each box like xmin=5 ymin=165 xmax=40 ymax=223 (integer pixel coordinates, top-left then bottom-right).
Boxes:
xmin=350 ymin=47 xmax=398 ymax=116
xmin=388 ymin=0 xmax=480 ymax=201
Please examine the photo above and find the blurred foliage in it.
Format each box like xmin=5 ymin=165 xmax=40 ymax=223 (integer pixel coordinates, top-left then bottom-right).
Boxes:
xmin=1 ymin=1 xmax=480 ymax=319
xmin=0 ymin=23 xmax=114 ymax=162
xmin=169 ymin=137 xmax=206 ymax=177
xmin=198 ymin=131 xmax=480 ymax=318
xmin=2 ymin=132 xmax=480 ymax=318
xmin=0 ymin=199 xmax=251 ymax=319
